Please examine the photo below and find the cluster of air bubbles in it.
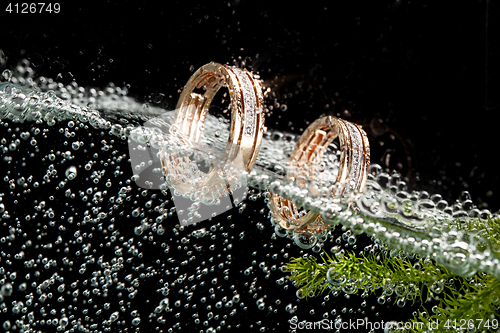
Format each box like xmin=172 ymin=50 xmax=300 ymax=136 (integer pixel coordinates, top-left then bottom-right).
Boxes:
xmin=1 ymin=61 xmax=339 ymax=332
xmin=249 ymin=135 xmax=500 ymax=279
xmin=359 ymin=165 xmax=494 ymax=225
xmin=1 ymin=59 xmax=499 ymax=332
xmin=127 ymin=110 xmax=249 ymax=224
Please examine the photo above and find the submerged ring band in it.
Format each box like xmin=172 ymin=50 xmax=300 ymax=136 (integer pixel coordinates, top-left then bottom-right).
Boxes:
xmin=269 ymin=115 xmax=370 ymax=232
xmin=161 ymin=62 xmax=265 ymax=194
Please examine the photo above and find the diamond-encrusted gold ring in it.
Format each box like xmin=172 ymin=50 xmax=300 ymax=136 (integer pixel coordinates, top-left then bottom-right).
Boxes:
xmin=160 ymin=62 xmax=265 ymax=195
xmin=268 ymin=116 xmax=370 ymax=234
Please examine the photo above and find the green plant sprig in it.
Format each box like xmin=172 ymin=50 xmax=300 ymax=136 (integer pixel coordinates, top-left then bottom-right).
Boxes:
xmin=285 ymin=214 xmax=500 ymax=331
xmin=406 ymin=273 xmax=500 ymax=332
xmin=285 ymin=250 xmax=457 ymax=304
xmin=286 ymin=250 xmax=500 ymax=332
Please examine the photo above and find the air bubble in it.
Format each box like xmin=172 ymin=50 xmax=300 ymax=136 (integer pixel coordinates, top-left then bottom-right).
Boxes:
xmin=2 ymin=69 xmax=12 ymax=81
xmin=1 ymin=283 xmax=13 ymax=296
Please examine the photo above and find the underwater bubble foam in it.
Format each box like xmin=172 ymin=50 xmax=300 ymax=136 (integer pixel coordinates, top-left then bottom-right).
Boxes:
xmin=0 ymin=61 xmax=499 ymax=332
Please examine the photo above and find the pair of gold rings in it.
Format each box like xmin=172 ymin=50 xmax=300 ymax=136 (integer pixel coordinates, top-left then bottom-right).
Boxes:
xmin=160 ymin=62 xmax=370 ymax=236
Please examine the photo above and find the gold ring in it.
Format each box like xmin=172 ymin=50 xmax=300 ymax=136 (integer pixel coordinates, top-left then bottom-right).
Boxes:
xmin=268 ymin=115 xmax=370 ymax=234
xmin=160 ymin=62 xmax=265 ymax=195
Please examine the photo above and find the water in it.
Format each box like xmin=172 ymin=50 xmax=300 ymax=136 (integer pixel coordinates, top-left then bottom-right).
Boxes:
xmin=0 ymin=60 xmax=498 ymax=331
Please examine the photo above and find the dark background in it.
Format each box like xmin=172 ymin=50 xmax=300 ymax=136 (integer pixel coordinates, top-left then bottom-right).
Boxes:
xmin=2 ymin=0 xmax=498 ymax=211
xmin=1 ymin=1 xmax=499 ymax=331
